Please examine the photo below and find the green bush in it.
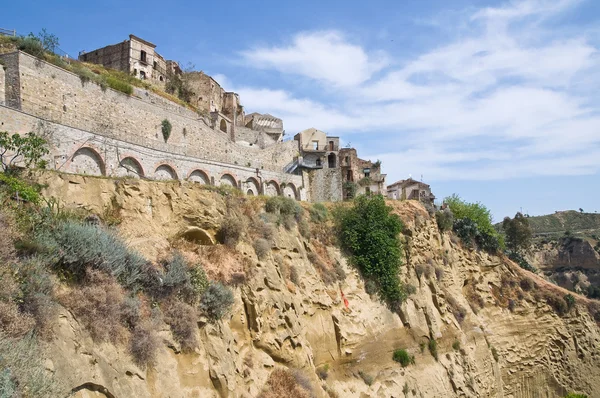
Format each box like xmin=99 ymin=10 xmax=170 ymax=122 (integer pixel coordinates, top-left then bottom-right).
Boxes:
xmin=508 ymin=250 xmax=538 ymax=273
xmin=161 ymin=119 xmax=172 ymax=142
xmin=564 ymin=393 xmax=588 ymax=398
xmin=0 ymin=131 xmax=49 ymax=172
xmin=265 ymin=196 xmax=303 ymax=220
xmin=106 ymin=76 xmax=133 ymax=95
xmin=453 ymin=217 xmax=501 ymax=254
xmin=17 ymin=35 xmax=45 ymax=58
xmin=200 ymin=282 xmax=234 ymax=321
xmin=435 ymin=208 xmax=454 ymax=232
xmin=0 ymin=173 xmax=41 ymax=204
xmin=310 ymin=203 xmax=328 ymax=223
xmin=445 ymin=194 xmax=495 ymax=235
xmin=564 ymin=293 xmax=576 ymax=310
xmin=336 ymin=195 xmax=405 ymax=303
xmin=392 ymin=349 xmax=413 ymax=367
xmin=452 ymin=340 xmax=461 ymax=351
xmin=159 ymin=253 xmax=207 ymax=304
xmin=36 ymin=221 xmax=148 ymax=289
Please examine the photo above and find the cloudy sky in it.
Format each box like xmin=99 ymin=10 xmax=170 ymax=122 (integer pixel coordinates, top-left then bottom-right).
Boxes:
xmin=7 ymin=0 xmax=600 ymax=219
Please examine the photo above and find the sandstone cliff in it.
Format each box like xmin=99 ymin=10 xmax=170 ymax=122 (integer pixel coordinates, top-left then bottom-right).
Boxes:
xmin=33 ymin=172 xmax=600 ymax=398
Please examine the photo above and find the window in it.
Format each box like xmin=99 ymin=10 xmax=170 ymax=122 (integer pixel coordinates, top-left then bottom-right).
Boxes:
xmin=312 ymin=141 xmax=319 ymax=150
xmin=363 ymin=168 xmax=371 ymax=178
xmin=133 ymin=68 xmax=138 ymax=76
xmin=365 ymin=187 xmax=371 ymax=195
xmin=140 ymin=50 xmax=147 ymax=63
xmin=139 ymin=70 xmax=146 ymax=80
xmin=316 ymin=158 xmax=322 ymax=167
xmin=329 ymin=141 xmax=334 ymax=150
xmin=153 ymin=61 xmax=158 ymax=69
xmin=159 ymin=75 xmax=164 ymax=82
xmin=346 ymin=170 xmax=352 ymax=180
xmin=345 ymin=156 xmax=349 ymax=165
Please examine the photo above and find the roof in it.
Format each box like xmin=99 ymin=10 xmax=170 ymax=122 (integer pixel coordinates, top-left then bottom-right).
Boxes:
xmin=129 ymin=34 xmax=157 ymax=48
xmin=387 ymin=178 xmax=431 ymax=189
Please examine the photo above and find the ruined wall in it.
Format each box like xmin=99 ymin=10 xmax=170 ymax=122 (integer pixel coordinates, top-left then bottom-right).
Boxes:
xmin=0 ymin=104 xmax=305 ymax=199
xmin=234 ymin=126 xmax=277 ymax=148
xmin=1 ymin=52 xmax=20 ymax=109
xmin=185 ymin=72 xmax=224 ymax=112
xmin=307 ymin=168 xmax=342 ymax=202
xmin=0 ymin=51 xmax=297 ymax=173
xmin=79 ymin=41 xmax=130 ymax=73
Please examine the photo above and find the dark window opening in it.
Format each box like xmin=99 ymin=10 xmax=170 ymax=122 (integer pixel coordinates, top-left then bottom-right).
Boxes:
xmin=140 ymin=50 xmax=147 ymax=63
xmin=139 ymin=70 xmax=146 ymax=80
xmin=344 ymin=156 xmax=349 ymax=165
xmin=153 ymin=61 xmax=158 ymax=69
xmin=159 ymin=75 xmax=164 ymax=82
xmin=316 ymin=158 xmax=322 ymax=167
xmin=329 ymin=141 xmax=334 ymax=150
xmin=346 ymin=170 xmax=352 ymax=181
xmin=328 ymin=153 xmax=336 ymax=168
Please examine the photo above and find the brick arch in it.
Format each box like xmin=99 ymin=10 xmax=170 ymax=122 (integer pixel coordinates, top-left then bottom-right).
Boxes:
xmin=117 ymin=156 xmax=144 ymax=178
xmin=243 ymin=177 xmax=260 ymax=196
xmin=264 ymin=180 xmax=280 ymax=197
xmin=283 ymin=182 xmax=299 ymax=200
xmin=154 ymin=163 xmax=178 ymax=180
xmin=68 ymin=146 xmax=106 ymax=176
xmin=219 ymin=173 xmax=237 ymax=187
xmin=188 ymin=169 xmax=210 ymax=185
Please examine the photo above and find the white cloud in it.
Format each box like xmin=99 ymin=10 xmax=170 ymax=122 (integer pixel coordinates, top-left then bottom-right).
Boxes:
xmin=232 ymin=0 xmax=600 ymax=183
xmin=240 ymin=31 xmax=387 ymax=87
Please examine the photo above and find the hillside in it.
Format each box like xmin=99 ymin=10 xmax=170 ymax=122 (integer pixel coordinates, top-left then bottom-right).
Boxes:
xmin=526 ymin=210 xmax=600 ymax=239
xmin=0 ymin=171 xmax=598 ymax=397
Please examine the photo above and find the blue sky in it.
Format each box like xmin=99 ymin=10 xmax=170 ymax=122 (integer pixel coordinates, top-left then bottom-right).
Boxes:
xmin=6 ymin=0 xmax=600 ymax=220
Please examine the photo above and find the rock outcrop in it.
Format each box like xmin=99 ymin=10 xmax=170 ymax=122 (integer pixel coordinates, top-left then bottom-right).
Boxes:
xmin=36 ymin=173 xmax=600 ymax=397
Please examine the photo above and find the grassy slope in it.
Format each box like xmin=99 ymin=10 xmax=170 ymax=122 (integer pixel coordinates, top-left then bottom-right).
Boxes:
xmin=527 ymin=211 xmax=600 ymax=236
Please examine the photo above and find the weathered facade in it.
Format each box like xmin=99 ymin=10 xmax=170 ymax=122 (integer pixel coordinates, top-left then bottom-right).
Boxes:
xmin=78 ymin=34 xmax=174 ymax=87
xmin=339 ymin=148 xmax=386 ymax=199
xmin=387 ymin=178 xmax=435 ymax=204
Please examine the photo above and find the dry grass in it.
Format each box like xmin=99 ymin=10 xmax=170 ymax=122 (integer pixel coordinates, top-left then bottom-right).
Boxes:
xmin=259 ymin=368 xmax=312 ymax=398
xmin=163 ymin=299 xmax=198 ymax=351
xmin=0 ymin=301 xmax=36 ymax=338
xmin=129 ymin=321 xmax=160 ymax=367
xmin=59 ymin=270 xmax=128 ymax=343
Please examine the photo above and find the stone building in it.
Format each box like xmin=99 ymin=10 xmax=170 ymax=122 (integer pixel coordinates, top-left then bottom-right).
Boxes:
xmin=245 ymin=113 xmax=284 ymax=143
xmin=78 ymin=34 xmax=176 ymax=87
xmin=339 ymin=148 xmax=386 ymax=200
xmin=293 ymin=128 xmax=339 ymax=170
xmin=387 ymin=178 xmax=435 ymax=204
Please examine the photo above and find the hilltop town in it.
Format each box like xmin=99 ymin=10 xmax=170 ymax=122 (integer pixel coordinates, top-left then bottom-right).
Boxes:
xmin=0 ymin=33 xmax=435 ymax=202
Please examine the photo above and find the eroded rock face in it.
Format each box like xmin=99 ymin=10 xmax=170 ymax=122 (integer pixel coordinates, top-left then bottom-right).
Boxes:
xmin=38 ymin=174 xmax=600 ymax=397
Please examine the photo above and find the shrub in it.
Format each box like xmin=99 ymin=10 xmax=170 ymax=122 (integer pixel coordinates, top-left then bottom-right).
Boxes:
xmin=218 ymin=215 xmax=245 ymax=248
xmin=520 ymin=277 xmax=535 ymax=291
xmin=564 ymin=393 xmax=588 ymax=398
xmin=259 ymin=368 xmax=312 ymax=398
xmin=60 ymin=270 xmax=127 ymax=342
xmin=508 ymin=251 xmax=538 ymax=273
xmin=163 ymin=300 xmax=198 ymax=351
xmin=254 ymin=238 xmax=271 ymax=260
xmin=415 ymin=264 xmax=425 ymax=279
xmin=298 ymin=218 xmax=310 ymax=239
xmin=452 ymin=340 xmax=461 ymax=350
xmin=161 ymin=119 xmax=172 ymax=142
xmin=435 ymin=267 xmax=445 ymax=281
xmin=502 ymin=212 xmax=532 ymax=253
xmin=545 ymin=292 xmax=569 ymax=315
xmin=336 ymin=195 xmax=405 ymax=303
xmin=0 ymin=333 xmax=64 ymax=397
xmin=564 ymin=293 xmax=576 ymax=310
xmin=282 ymin=214 xmax=296 ymax=230
xmin=428 ymin=339 xmax=438 ymax=361
xmin=447 ymin=295 xmax=467 ymax=324
xmin=106 ymin=76 xmax=133 ymax=95
xmin=393 ymin=349 xmax=413 ymax=367
xmin=37 ymin=221 xmax=148 ymax=289
xmin=445 ymin=194 xmax=496 ymax=235
xmin=453 ymin=217 xmax=501 ymax=253
xmin=358 ymin=370 xmax=373 ymax=386
xmin=200 ymin=282 xmax=234 ymax=321
xmin=0 ymin=173 xmax=41 ymax=203
xmin=406 ymin=284 xmax=417 ymax=295
xmin=265 ymin=197 xmax=303 ymax=220
xmin=435 ymin=209 xmax=454 ymax=232
xmin=0 ymin=301 xmax=35 ymax=338
xmin=309 ymin=203 xmax=328 ymax=223
xmin=129 ymin=321 xmax=160 ymax=367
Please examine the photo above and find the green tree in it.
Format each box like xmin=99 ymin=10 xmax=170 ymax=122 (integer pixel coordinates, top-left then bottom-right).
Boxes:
xmin=502 ymin=212 xmax=533 ymax=253
xmin=0 ymin=132 xmax=49 ymax=172
xmin=35 ymin=28 xmax=60 ymax=53
xmin=444 ymin=194 xmax=495 ymax=235
xmin=336 ymin=195 xmax=405 ymax=303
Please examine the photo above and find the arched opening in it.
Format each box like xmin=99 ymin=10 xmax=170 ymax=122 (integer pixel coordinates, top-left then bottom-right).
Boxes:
xmin=117 ymin=157 xmax=144 ymax=178
xmin=188 ymin=169 xmax=210 ymax=184
xmin=69 ymin=147 xmax=105 ymax=176
xmin=220 ymin=119 xmax=227 ymax=133
xmin=283 ymin=183 xmax=298 ymax=199
xmin=328 ymin=153 xmax=336 ymax=168
xmin=244 ymin=177 xmax=260 ymax=196
xmin=219 ymin=173 xmax=237 ymax=187
xmin=264 ymin=180 xmax=280 ymax=197
xmin=154 ymin=164 xmax=177 ymax=180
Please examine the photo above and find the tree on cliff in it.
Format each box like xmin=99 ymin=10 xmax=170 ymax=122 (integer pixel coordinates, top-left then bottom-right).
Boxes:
xmin=502 ymin=212 xmax=533 ymax=253
xmin=0 ymin=131 xmax=48 ymax=173
xmin=335 ymin=194 xmax=406 ymax=303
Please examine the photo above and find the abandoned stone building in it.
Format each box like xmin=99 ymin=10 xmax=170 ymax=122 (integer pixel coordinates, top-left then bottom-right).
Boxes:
xmin=387 ymin=178 xmax=435 ymax=204
xmin=78 ymin=34 xmax=176 ymax=87
xmin=1 ymin=38 xmax=387 ymax=204
xmin=289 ymin=128 xmax=386 ymax=202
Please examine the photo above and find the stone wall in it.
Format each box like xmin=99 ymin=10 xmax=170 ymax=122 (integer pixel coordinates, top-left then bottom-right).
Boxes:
xmin=184 ymin=72 xmax=224 ymax=112
xmin=79 ymin=41 xmax=129 ymax=73
xmin=0 ymin=104 xmax=305 ymax=199
xmin=0 ymin=51 xmax=298 ymax=173
xmin=307 ymin=168 xmax=342 ymax=202
xmin=234 ymin=126 xmax=277 ymax=148
xmin=0 ymin=64 xmax=5 ymax=106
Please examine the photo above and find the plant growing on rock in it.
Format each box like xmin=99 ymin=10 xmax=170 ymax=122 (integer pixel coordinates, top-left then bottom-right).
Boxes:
xmin=392 ymin=349 xmax=414 ymax=367
xmin=336 ymin=195 xmax=405 ymax=304
xmin=161 ymin=119 xmax=172 ymax=142
xmin=0 ymin=131 xmax=49 ymax=172
xmin=200 ymin=282 xmax=234 ymax=321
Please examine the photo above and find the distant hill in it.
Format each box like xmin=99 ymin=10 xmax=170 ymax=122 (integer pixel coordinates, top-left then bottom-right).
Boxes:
xmin=523 ymin=210 xmax=600 ymax=238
